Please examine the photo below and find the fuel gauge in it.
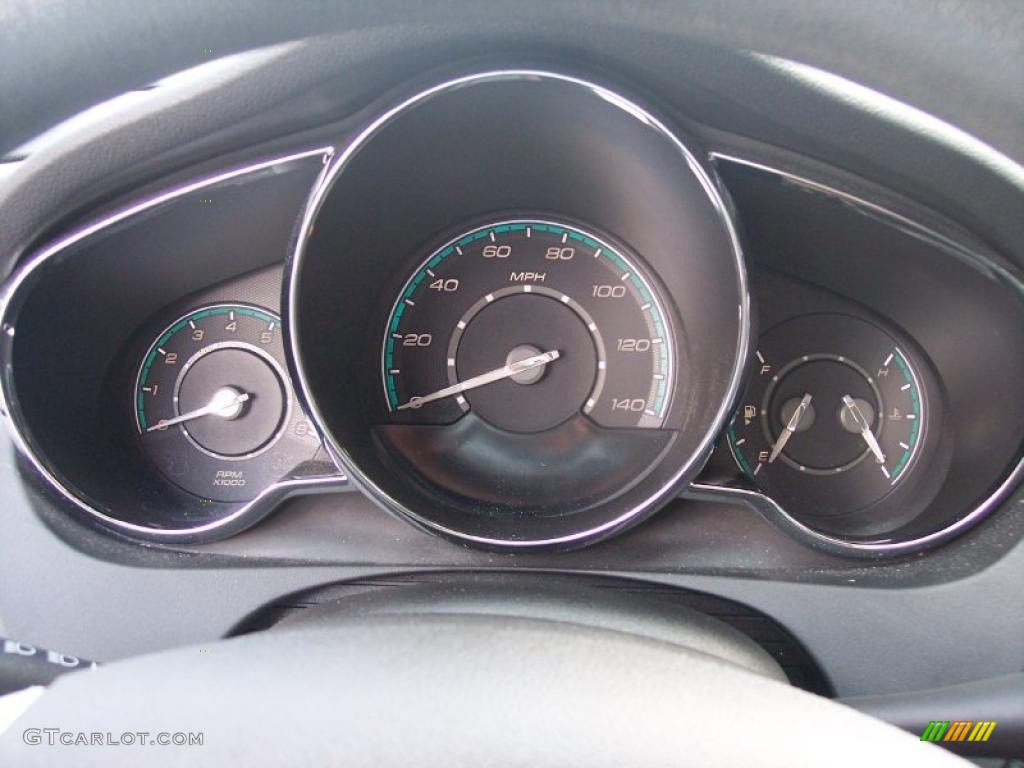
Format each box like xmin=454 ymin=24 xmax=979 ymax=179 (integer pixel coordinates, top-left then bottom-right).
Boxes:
xmin=728 ymin=313 xmax=926 ymax=518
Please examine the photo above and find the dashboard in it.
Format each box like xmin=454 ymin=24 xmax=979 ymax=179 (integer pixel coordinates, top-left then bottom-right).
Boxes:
xmin=0 ymin=35 xmax=1022 ymax=717
xmin=5 ymin=70 xmax=1021 ymax=561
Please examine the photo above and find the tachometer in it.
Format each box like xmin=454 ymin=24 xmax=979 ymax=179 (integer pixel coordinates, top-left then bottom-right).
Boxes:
xmin=135 ymin=303 xmax=320 ymax=502
xmin=382 ymin=219 xmax=674 ymax=431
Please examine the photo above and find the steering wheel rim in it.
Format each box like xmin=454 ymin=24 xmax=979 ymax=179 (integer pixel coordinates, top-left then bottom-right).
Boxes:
xmin=0 ymin=608 xmax=967 ymax=767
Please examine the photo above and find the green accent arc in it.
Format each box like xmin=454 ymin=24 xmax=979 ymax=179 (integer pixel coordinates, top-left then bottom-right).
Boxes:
xmin=135 ymin=305 xmax=277 ymax=430
xmin=888 ymin=348 xmax=921 ymax=481
xmin=383 ymin=220 xmax=673 ymax=411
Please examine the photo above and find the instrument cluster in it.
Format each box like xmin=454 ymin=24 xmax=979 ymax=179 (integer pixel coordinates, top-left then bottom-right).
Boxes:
xmin=1 ymin=69 xmax=1021 ymax=559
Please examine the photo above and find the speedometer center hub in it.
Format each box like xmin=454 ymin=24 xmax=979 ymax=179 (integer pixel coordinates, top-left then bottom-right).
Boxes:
xmin=505 ymin=345 xmax=546 ymax=385
xmin=453 ymin=292 xmax=598 ymax=433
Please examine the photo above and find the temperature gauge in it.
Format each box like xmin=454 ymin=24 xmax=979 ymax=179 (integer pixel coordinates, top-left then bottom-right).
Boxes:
xmin=728 ymin=313 xmax=926 ymax=518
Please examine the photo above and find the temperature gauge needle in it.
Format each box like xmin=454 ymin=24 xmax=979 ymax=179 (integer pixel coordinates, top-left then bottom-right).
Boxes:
xmin=768 ymin=393 xmax=813 ymax=463
xmin=146 ymin=387 xmax=250 ymax=432
xmin=842 ymin=395 xmax=886 ymax=464
xmin=397 ymin=350 xmax=560 ymax=410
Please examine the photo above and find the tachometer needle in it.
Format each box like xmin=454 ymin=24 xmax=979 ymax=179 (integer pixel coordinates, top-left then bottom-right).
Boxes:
xmin=768 ymin=393 xmax=813 ymax=463
xmin=146 ymin=387 xmax=250 ymax=432
xmin=397 ymin=350 xmax=560 ymax=411
xmin=841 ymin=394 xmax=886 ymax=464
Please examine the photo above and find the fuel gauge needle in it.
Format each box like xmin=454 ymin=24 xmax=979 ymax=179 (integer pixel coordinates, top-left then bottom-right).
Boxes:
xmin=768 ymin=393 xmax=813 ymax=463
xmin=842 ymin=394 xmax=886 ymax=464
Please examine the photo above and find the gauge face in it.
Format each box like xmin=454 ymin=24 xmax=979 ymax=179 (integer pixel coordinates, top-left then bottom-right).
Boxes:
xmin=135 ymin=304 xmax=320 ymax=502
xmin=382 ymin=219 xmax=675 ymax=432
xmin=369 ymin=217 xmax=682 ymax=523
xmin=288 ymin=71 xmax=748 ymax=549
xmin=727 ymin=314 xmax=925 ymax=517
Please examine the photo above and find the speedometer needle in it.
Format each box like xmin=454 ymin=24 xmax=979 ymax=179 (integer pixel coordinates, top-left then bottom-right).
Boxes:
xmin=841 ymin=394 xmax=886 ymax=464
xmin=768 ymin=393 xmax=813 ymax=463
xmin=146 ymin=387 xmax=250 ymax=432
xmin=397 ymin=350 xmax=561 ymax=411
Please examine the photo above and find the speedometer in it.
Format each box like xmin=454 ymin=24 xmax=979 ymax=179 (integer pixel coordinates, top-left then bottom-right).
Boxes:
xmin=382 ymin=219 xmax=675 ymax=432
xmin=287 ymin=70 xmax=748 ymax=549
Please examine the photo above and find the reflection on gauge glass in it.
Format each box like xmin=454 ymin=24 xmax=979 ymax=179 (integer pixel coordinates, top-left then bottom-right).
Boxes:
xmin=727 ymin=313 xmax=925 ymax=517
xmin=382 ymin=219 xmax=674 ymax=431
xmin=134 ymin=304 xmax=320 ymax=502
